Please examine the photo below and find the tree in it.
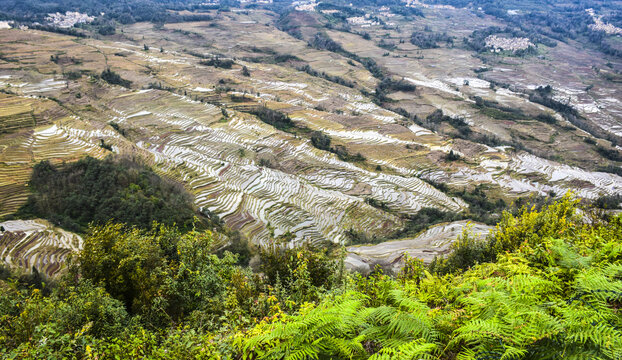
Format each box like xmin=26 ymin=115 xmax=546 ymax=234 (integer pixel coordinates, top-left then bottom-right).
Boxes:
xmin=241 ymin=65 xmax=250 ymax=77
xmin=310 ymin=131 xmax=331 ymax=151
xmin=100 ymin=68 xmax=132 ymax=88
xmin=77 ymin=223 xmax=169 ymax=318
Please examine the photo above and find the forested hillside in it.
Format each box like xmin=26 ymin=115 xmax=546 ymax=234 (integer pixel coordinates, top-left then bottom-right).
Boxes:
xmin=15 ymin=157 xmax=199 ymax=232
xmin=1 ymin=195 xmax=620 ymax=359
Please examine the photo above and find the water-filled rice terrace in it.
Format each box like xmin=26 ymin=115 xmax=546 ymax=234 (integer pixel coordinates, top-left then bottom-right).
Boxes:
xmin=0 ymin=220 xmax=82 ymax=277
xmin=0 ymin=4 xmax=621 ymax=272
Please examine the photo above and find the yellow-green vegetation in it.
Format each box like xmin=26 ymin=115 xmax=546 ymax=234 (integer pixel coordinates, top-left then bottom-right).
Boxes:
xmin=1 ymin=195 xmax=620 ymax=359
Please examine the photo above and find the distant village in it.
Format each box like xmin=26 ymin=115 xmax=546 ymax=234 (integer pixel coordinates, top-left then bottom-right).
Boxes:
xmin=402 ymin=0 xmax=455 ymax=10
xmin=45 ymin=11 xmax=95 ymax=28
xmin=291 ymin=1 xmax=398 ymax=27
xmin=586 ymin=8 xmax=622 ymax=35
xmin=485 ymin=35 xmax=534 ymax=52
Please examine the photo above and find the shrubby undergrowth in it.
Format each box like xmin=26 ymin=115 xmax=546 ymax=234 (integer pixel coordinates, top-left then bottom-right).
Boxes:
xmin=1 ymin=194 xmax=621 ymax=359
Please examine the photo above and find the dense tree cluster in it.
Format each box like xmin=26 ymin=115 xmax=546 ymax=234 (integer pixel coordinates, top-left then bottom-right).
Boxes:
xmin=16 ymin=157 xmax=198 ymax=232
xmin=310 ymin=32 xmax=345 ymax=53
xmin=100 ymin=68 xmax=132 ymax=88
xmin=297 ymin=64 xmax=356 ymax=88
xmin=249 ymin=106 xmax=296 ymax=132
xmin=410 ymin=31 xmax=454 ymax=49
xmin=199 ymin=57 xmax=235 ymax=69
xmin=310 ymin=130 xmax=366 ymax=162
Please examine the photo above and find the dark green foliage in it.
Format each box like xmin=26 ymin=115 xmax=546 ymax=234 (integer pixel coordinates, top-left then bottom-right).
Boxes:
xmin=244 ymin=53 xmax=302 ymax=64
xmin=78 ymin=223 xmax=170 ymax=315
xmin=0 ymin=278 xmax=129 ymax=350
xmin=596 ymin=145 xmax=622 ymax=162
xmin=358 ymin=56 xmax=384 ymax=79
xmin=310 ymin=131 xmax=331 ymax=151
xmin=17 ymin=157 xmax=197 ymax=232
xmin=249 ymin=106 xmax=295 ymax=132
xmin=584 ymin=137 xmax=597 ymax=145
xmin=377 ymin=77 xmax=416 ymax=93
xmin=99 ymin=139 xmax=113 ymax=151
xmin=427 ymin=109 xmax=472 ymax=137
xmin=390 ymin=5 xmax=424 ymax=17
xmin=365 ymin=197 xmax=391 ymax=212
xmin=332 ymin=145 xmax=366 ymax=162
xmin=378 ymin=39 xmax=396 ymax=50
xmin=241 ymin=65 xmax=250 ymax=77
xmin=315 ymin=2 xmax=365 ymax=20
xmin=594 ymin=194 xmax=622 ymax=209
xmin=30 ymin=24 xmax=87 ymax=37
xmin=310 ymin=32 xmax=344 ymax=53
xmin=445 ymin=150 xmax=461 ymax=161
xmin=307 ymin=32 xmax=384 ymax=80
xmin=77 ymin=224 xmax=240 ymax=325
xmin=428 ymin=229 xmax=493 ymax=275
xmin=108 ymin=122 xmax=126 ymax=136
xmin=98 ymin=23 xmax=116 ymax=35
xmin=259 ymin=242 xmax=341 ymax=298
xmin=374 ymin=77 xmax=416 ymax=103
xmin=421 ymin=108 xmax=531 ymax=152
xmin=297 ymin=64 xmax=355 ymax=88
xmin=199 ymin=57 xmax=235 ymax=69
xmin=63 ymin=70 xmax=82 ymax=80
xmin=410 ymin=31 xmax=454 ymax=48
xmin=474 ymin=96 xmax=529 ymax=120
xmin=215 ymin=231 xmax=253 ymax=266
xmin=52 ymin=281 xmax=129 ymax=338
xmin=100 ymin=68 xmax=132 ymax=88
xmin=598 ymin=164 xmax=622 ymax=176
xmin=309 ymin=130 xmax=365 ymax=163
xmin=456 ymin=185 xmax=506 ymax=224
xmin=535 ymin=113 xmax=557 ymax=124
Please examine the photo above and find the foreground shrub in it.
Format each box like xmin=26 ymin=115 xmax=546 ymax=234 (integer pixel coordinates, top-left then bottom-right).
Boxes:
xmin=2 ymin=195 xmax=621 ymax=359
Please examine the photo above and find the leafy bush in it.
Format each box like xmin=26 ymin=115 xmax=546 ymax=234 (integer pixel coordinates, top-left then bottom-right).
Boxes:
xmin=100 ymin=68 xmax=131 ymax=88
xmin=310 ymin=131 xmax=331 ymax=151
xmin=199 ymin=57 xmax=235 ymax=69
xmin=410 ymin=31 xmax=454 ymax=48
xmin=259 ymin=241 xmax=342 ymax=303
xmin=3 ymin=195 xmax=622 ymax=359
xmin=297 ymin=64 xmax=355 ymax=88
xmin=241 ymin=196 xmax=622 ymax=360
xmin=249 ymin=106 xmax=296 ymax=132
xmin=431 ymin=193 xmax=579 ymax=274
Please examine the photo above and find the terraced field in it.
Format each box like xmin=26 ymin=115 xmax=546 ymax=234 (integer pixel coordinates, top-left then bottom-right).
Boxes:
xmin=346 ymin=220 xmax=493 ymax=274
xmin=0 ymin=219 xmax=82 ymax=276
xmin=0 ymin=2 xmax=621 ymax=274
